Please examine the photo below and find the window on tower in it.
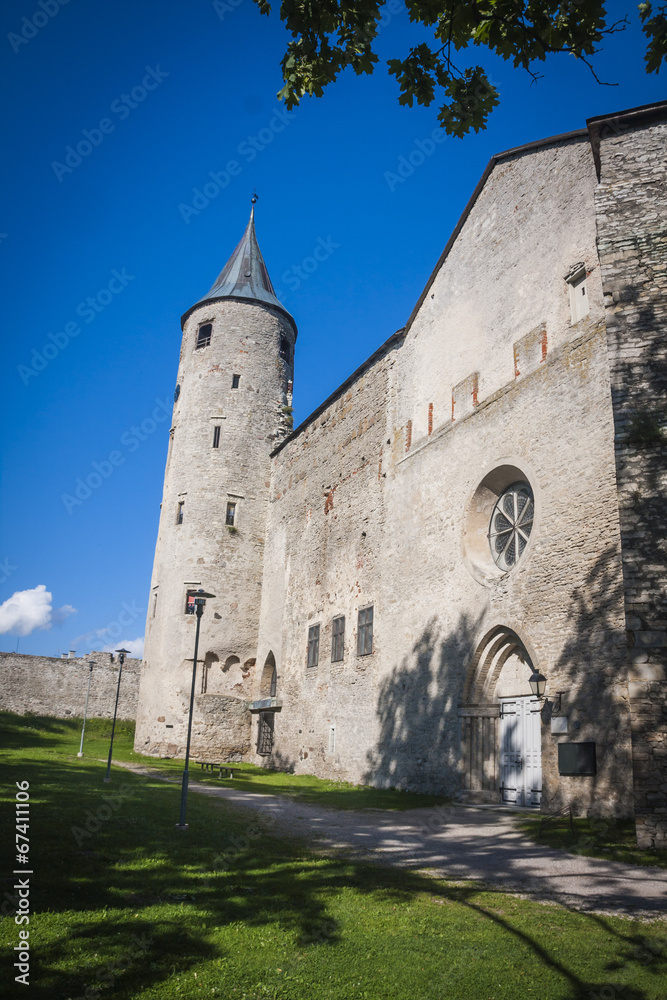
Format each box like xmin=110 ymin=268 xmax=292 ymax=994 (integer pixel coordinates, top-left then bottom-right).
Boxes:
xmin=196 ymin=323 xmax=212 ymax=349
xmin=212 ymin=426 xmax=221 ymax=449
xmin=232 ymin=374 xmax=240 ymax=389
xmin=279 ymin=336 xmax=290 ymax=362
xmin=226 ymin=502 xmax=236 ymax=526
xmin=176 ymin=501 xmax=184 ymax=525
xmin=185 ymin=594 xmax=196 ymax=615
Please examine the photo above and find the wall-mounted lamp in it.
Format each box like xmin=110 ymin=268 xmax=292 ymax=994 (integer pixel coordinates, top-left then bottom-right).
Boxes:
xmin=528 ymin=670 xmax=547 ymax=699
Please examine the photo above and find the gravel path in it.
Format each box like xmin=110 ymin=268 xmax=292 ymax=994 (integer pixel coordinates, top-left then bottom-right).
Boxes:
xmin=121 ymin=763 xmax=667 ymax=919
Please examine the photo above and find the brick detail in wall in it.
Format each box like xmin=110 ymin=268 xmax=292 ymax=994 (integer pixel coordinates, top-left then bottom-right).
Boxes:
xmin=514 ymin=323 xmax=548 ymax=378
xmin=452 ymin=373 xmax=479 ymax=421
xmin=595 ymin=116 xmax=667 ymax=848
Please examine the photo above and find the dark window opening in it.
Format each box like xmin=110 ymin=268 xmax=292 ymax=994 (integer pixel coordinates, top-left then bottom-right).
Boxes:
xmin=226 ymin=502 xmax=236 ymax=526
xmin=152 ymin=593 xmax=158 ymax=618
xmin=357 ymin=606 xmax=374 ymax=656
xmin=196 ymin=323 xmax=212 ymax=349
xmin=232 ymin=374 xmax=240 ymax=389
xmin=257 ymin=712 xmax=275 ymax=755
xmin=279 ymin=336 xmax=290 ymax=362
xmin=307 ymin=624 xmax=320 ymax=667
xmin=185 ymin=594 xmax=195 ymax=615
xmin=269 ymin=666 xmax=277 ymax=698
xmin=212 ymin=425 xmax=221 ymax=448
xmin=176 ymin=501 xmax=184 ymax=525
xmin=174 ymin=384 xmax=180 ymax=403
xmin=332 ymin=616 xmax=345 ymax=662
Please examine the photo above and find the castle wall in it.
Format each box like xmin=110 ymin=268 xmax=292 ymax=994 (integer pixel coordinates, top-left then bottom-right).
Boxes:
xmin=258 ymin=133 xmax=635 ymax=816
xmin=594 ymin=109 xmax=667 ymax=845
xmin=0 ymin=651 xmax=140 ymax=720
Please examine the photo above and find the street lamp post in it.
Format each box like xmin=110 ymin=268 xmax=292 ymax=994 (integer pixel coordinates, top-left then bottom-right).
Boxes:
xmin=176 ymin=589 xmax=215 ymax=831
xmin=104 ymin=648 xmax=131 ymax=783
xmin=77 ymin=660 xmax=95 ymax=757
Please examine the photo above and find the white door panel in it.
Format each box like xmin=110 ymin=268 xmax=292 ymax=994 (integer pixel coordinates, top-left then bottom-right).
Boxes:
xmin=499 ymin=696 xmax=542 ymax=807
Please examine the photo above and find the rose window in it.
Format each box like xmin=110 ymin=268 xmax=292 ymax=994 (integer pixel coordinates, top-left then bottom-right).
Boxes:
xmin=488 ymin=482 xmax=534 ymax=571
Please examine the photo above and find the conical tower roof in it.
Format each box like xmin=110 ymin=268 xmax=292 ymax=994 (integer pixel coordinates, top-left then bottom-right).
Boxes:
xmin=181 ymin=202 xmax=295 ymax=329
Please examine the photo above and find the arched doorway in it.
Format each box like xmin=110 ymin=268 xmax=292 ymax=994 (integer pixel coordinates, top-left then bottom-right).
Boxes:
xmin=460 ymin=626 xmax=542 ymax=807
xmin=256 ymin=652 xmax=278 ymax=756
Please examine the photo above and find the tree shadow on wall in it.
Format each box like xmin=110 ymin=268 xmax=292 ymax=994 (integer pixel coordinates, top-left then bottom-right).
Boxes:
xmin=363 ymin=612 xmax=484 ymax=796
xmin=547 ymin=544 xmax=640 ymax=818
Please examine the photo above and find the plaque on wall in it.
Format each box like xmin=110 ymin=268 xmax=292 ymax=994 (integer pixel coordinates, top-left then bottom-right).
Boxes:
xmin=558 ymin=742 xmax=596 ymax=776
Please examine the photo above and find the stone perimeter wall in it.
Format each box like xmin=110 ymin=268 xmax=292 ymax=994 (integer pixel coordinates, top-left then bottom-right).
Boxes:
xmin=595 ymin=111 xmax=667 ymax=847
xmin=0 ymin=651 xmax=141 ymax=720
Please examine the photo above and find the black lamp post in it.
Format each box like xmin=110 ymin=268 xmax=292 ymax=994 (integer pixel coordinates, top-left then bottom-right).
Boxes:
xmin=176 ymin=589 xmax=215 ymax=831
xmin=104 ymin=648 xmax=131 ymax=783
xmin=77 ymin=660 xmax=95 ymax=757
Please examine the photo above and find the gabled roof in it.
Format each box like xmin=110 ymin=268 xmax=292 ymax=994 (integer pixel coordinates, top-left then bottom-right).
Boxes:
xmin=181 ymin=202 xmax=295 ymax=330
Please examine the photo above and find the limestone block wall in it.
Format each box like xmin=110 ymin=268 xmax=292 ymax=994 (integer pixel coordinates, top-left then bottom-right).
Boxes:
xmin=0 ymin=651 xmax=140 ymax=719
xmin=256 ymin=338 xmax=398 ymax=776
xmin=593 ymin=106 xmax=667 ymax=846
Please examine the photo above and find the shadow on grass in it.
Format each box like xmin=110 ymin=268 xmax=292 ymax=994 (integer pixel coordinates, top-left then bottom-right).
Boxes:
xmin=1 ymin=744 xmax=666 ymax=1000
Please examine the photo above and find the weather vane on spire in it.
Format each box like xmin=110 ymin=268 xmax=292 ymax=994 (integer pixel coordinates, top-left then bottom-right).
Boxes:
xmin=251 ymin=190 xmax=258 ymax=205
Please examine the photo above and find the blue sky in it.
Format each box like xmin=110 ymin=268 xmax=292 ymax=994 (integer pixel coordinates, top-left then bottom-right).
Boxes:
xmin=0 ymin=0 xmax=663 ymax=657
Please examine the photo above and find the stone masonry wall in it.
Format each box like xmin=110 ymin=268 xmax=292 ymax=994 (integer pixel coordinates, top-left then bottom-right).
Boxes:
xmin=0 ymin=651 xmax=141 ymax=719
xmin=594 ymin=109 xmax=667 ymax=847
xmin=257 ymin=132 xmax=635 ymax=817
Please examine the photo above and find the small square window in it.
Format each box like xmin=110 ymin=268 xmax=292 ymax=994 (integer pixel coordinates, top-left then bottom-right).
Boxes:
xmin=176 ymin=501 xmax=184 ymax=525
xmin=196 ymin=323 xmax=212 ymax=349
xmin=212 ymin=425 xmax=221 ymax=449
xmin=232 ymin=374 xmax=240 ymax=389
xmin=332 ymin=616 xmax=345 ymax=662
xmin=226 ymin=502 xmax=236 ymax=526
xmin=307 ymin=624 xmax=320 ymax=667
xmin=357 ymin=606 xmax=374 ymax=656
xmin=185 ymin=594 xmax=195 ymax=615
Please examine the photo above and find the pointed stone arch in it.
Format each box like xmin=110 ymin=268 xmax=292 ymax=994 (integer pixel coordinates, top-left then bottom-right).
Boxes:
xmin=462 ymin=625 xmax=535 ymax=704
xmin=259 ymin=651 xmax=277 ymax=698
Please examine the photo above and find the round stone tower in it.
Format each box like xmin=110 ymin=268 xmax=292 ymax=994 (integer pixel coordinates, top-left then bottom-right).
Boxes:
xmin=134 ymin=201 xmax=296 ymax=759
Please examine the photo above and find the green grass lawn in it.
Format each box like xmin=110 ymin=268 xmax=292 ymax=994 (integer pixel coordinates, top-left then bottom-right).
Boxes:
xmin=1 ymin=713 xmax=667 ymax=1000
xmin=6 ymin=713 xmax=450 ymax=812
xmin=515 ymin=813 xmax=667 ymax=870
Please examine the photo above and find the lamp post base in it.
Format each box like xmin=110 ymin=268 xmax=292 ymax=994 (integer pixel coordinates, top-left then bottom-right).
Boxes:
xmin=175 ymin=823 xmax=189 ymax=832
xmin=77 ymin=752 xmax=84 ymax=758
xmin=103 ymin=776 xmax=112 ymax=783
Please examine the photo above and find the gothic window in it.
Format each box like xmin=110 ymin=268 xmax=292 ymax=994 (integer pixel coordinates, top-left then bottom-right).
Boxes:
xmin=488 ymin=482 xmax=534 ymax=572
xmin=257 ymin=712 xmax=274 ymax=755
xmin=176 ymin=501 xmax=184 ymax=525
xmin=212 ymin=425 xmax=221 ymax=448
xmin=269 ymin=666 xmax=277 ymax=698
xmin=307 ymin=625 xmax=320 ymax=667
xmin=232 ymin=374 xmax=240 ymax=388
xmin=196 ymin=323 xmax=212 ymax=349
xmin=357 ymin=606 xmax=374 ymax=656
xmin=332 ymin=616 xmax=345 ymax=662
xmin=226 ymin=502 xmax=236 ymax=526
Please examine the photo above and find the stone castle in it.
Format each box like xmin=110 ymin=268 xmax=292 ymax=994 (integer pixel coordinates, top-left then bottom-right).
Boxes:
xmin=134 ymin=101 xmax=667 ymax=848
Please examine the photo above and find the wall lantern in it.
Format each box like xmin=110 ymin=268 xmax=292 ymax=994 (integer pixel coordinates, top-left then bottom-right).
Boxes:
xmin=528 ymin=670 xmax=547 ymax=699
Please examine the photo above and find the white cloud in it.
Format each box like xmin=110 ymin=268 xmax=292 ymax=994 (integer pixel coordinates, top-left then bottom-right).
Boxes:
xmin=0 ymin=585 xmax=77 ymax=637
xmin=102 ymin=636 xmax=144 ymax=659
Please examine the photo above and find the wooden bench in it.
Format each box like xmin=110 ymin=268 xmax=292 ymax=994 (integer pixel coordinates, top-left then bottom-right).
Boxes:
xmin=195 ymin=762 xmax=236 ymax=779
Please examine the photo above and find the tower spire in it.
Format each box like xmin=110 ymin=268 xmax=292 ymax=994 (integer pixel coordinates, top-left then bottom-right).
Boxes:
xmin=182 ymin=198 xmax=294 ymax=329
